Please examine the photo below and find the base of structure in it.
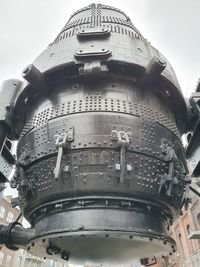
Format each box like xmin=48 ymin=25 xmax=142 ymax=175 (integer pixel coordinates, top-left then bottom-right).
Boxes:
xmin=26 ymin=196 xmax=175 ymax=264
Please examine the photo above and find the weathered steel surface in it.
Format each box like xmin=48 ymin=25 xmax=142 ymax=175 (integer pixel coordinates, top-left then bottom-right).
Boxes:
xmin=0 ymin=3 xmax=191 ymax=264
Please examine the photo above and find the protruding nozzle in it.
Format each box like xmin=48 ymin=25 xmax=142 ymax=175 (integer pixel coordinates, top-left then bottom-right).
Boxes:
xmin=140 ymin=57 xmax=167 ymax=88
xmin=22 ymin=64 xmax=48 ymax=93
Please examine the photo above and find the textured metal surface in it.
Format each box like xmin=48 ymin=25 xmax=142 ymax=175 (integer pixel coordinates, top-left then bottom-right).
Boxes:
xmin=0 ymin=79 xmax=22 ymax=185
xmin=186 ymin=92 xmax=200 ymax=178
xmin=5 ymin=3 xmax=190 ymax=264
xmin=0 ymin=137 xmax=15 ymax=186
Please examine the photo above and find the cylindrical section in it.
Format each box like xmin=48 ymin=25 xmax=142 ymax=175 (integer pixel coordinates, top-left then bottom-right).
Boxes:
xmin=0 ymin=224 xmax=33 ymax=249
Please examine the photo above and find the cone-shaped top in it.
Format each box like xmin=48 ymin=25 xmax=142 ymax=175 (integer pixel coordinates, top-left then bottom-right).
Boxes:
xmin=50 ymin=3 xmax=145 ymax=45
xmin=31 ymin=2 xmax=187 ymax=134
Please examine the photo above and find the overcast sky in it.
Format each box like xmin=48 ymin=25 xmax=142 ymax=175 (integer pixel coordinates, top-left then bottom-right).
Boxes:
xmin=1 ymin=0 xmax=200 ymax=196
xmin=0 ymin=0 xmax=200 ymax=98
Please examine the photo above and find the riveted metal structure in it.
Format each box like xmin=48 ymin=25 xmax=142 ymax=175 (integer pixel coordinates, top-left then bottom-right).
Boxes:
xmin=0 ymin=3 xmax=192 ymax=265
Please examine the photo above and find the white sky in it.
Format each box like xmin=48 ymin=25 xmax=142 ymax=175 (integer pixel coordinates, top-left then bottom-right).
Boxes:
xmin=1 ymin=0 xmax=200 ymax=196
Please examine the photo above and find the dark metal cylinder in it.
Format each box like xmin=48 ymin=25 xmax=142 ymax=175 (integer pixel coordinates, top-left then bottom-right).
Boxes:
xmin=15 ymin=4 xmax=189 ymax=264
xmin=0 ymin=224 xmax=33 ymax=249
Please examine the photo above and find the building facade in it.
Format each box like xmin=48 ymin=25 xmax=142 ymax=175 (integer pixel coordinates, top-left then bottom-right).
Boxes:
xmin=14 ymin=249 xmax=68 ymax=267
xmin=170 ymin=191 xmax=200 ymax=267
xmin=154 ymin=191 xmax=200 ymax=267
xmin=86 ymin=189 xmax=200 ymax=267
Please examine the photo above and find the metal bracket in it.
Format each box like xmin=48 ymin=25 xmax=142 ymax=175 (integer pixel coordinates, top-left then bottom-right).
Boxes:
xmin=74 ymin=47 xmax=111 ymax=58
xmin=54 ymin=129 xmax=74 ymax=179
xmin=181 ymin=175 xmax=191 ymax=210
xmin=159 ymin=147 xmax=191 ymax=208
xmin=77 ymin=28 xmax=110 ymax=38
xmin=112 ymin=130 xmax=131 ymax=183
xmin=159 ymin=152 xmax=179 ymax=197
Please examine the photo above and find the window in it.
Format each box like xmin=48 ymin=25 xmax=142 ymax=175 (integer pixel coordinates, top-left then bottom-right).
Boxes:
xmin=5 ymin=255 xmax=11 ymax=267
xmin=0 ymin=251 xmax=4 ymax=264
xmin=0 ymin=206 xmax=5 ymax=219
xmin=7 ymin=211 xmax=14 ymax=223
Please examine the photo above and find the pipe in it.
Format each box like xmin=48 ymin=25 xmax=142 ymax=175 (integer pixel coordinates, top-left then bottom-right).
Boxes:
xmin=0 ymin=223 xmax=34 ymax=250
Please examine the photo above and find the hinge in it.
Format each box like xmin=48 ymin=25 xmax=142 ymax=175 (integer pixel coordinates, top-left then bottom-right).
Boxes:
xmin=54 ymin=128 xmax=74 ymax=179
